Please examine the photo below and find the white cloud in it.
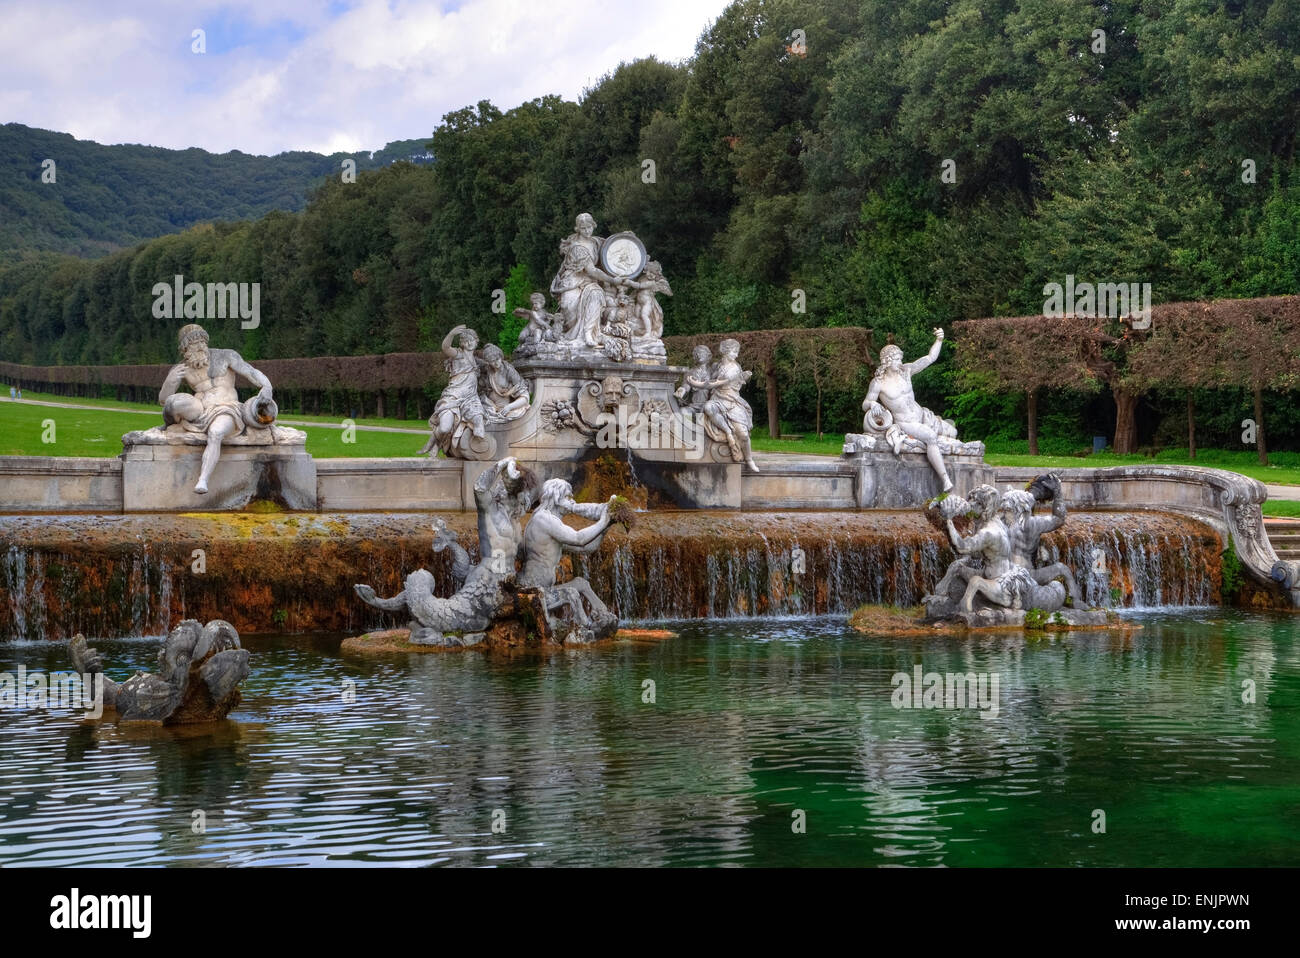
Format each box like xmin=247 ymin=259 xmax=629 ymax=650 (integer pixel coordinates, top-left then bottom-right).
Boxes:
xmin=0 ymin=0 xmax=730 ymax=155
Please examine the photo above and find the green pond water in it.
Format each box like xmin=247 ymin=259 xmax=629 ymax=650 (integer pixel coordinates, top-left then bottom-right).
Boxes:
xmin=0 ymin=610 xmax=1297 ymax=867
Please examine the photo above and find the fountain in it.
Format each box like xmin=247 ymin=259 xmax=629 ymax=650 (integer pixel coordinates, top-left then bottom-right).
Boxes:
xmin=0 ymin=212 xmax=1297 ymax=652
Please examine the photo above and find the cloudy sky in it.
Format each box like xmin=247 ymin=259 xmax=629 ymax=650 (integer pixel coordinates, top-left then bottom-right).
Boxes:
xmin=0 ymin=0 xmax=732 ymax=155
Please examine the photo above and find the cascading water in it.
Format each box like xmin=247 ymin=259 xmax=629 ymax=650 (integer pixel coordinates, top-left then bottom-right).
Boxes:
xmin=0 ymin=510 xmax=1225 ymax=640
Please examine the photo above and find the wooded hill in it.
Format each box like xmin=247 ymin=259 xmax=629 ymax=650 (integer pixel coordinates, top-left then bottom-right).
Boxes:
xmin=0 ymin=123 xmax=432 ymax=259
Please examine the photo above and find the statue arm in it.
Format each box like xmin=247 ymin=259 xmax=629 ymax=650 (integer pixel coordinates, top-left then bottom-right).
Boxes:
xmin=227 ymin=352 xmax=272 ymax=399
xmin=583 ymin=264 xmax=619 ymax=285
xmin=566 ymin=499 xmax=607 ymax=521
xmin=505 ymin=365 xmax=528 ymax=396
xmin=905 ymin=329 xmax=945 ymax=375
xmin=946 ymin=519 xmax=973 ymax=554
xmin=474 ymin=457 xmax=517 ymax=495
xmin=568 ymin=512 xmax=612 ymax=552
xmin=1033 ymin=500 xmax=1067 ymax=534
xmin=538 ymin=510 xmax=610 ymax=549
xmin=441 ymin=325 xmax=466 ymax=357
xmin=158 ymin=364 xmax=186 ymax=403
xmin=948 ymin=520 xmax=996 ymax=556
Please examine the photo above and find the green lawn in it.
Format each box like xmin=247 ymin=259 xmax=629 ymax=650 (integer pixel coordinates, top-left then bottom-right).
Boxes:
xmin=7 ymin=396 xmax=1300 ymax=490
xmin=0 ymin=400 xmax=427 ymax=458
xmin=750 ymin=433 xmax=846 ymax=456
xmin=1263 ymin=500 xmax=1300 ymax=517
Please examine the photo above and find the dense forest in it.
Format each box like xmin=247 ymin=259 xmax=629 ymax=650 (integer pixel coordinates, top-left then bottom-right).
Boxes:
xmin=2 ymin=0 xmax=1299 ymax=447
xmin=0 ymin=123 xmax=432 ymax=259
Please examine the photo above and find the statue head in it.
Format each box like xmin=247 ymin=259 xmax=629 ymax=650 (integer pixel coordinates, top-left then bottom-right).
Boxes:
xmin=692 ymin=345 xmax=712 ymax=365
xmin=878 ymin=344 xmax=903 ymax=372
xmin=719 ymin=338 xmax=740 ymax=360
xmin=999 ymin=490 xmax=1036 ymax=525
xmin=539 ymin=477 xmax=575 ymax=513
xmin=574 ymin=213 xmax=595 ymax=237
xmin=480 ymin=343 xmax=504 ymax=369
xmin=502 ymin=459 xmax=538 ymax=509
xmin=460 ymin=328 xmax=479 ymax=350
xmin=968 ymin=484 xmax=1001 ymax=520
xmin=530 ymin=292 xmax=546 ymax=309
xmin=178 ymin=324 xmax=209 ymax=368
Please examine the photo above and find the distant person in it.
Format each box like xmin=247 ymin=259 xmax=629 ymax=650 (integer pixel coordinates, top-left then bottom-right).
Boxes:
xmin=15 ymin=387 xmax=20 ymax=400
xmin=8 ymin=386 xmax=14 ymax=400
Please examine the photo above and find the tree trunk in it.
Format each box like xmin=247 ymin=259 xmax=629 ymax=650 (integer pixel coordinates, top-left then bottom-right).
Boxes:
xmin=1112 ymin=387 xmax=1139 ymax=454
xmin=1187 ymin=392 xmax=1196 ymax=460
xmin=397 ymin=389 xmax=407 ymax=421
xmin=1027 ymin=388 xmax=1039 ymax=457
xmin=815 ymin=387 xmax=822 ymax=440
xmin=376 ymin=390 xmax=386 ymax=419
xmin=1254 ymin=385 xmax=1267 ymax=465
xmin=765 ymin=357 xmax=780 ymax=439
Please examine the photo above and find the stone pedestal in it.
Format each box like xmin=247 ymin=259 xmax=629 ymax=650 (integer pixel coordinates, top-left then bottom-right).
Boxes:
xmin=499 ymin=357 xmax=747 ymax=508
xmin=848 ymin=451 xmax=994 ymax=509
xmin=122 ymin=444 xmax=317 ymax=512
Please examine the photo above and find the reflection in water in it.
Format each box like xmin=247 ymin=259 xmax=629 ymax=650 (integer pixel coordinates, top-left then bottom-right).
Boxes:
xmin=0 ymin=612 xmax=1297 ymax=867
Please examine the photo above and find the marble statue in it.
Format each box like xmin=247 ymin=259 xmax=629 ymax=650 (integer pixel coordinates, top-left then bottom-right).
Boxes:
xmin=846 ymin=329 xmax=982 ymax=492
xmin=674 ymin=345 xmax=714 ymax=412
xmin=422 ymin=324 xmax=488 ymax=458
xmin=926 ymin=484 xmax=1003 ymax=602
xmin=953 ymin=491 xmax=1067 ymax=614
xmin=354 ymin=457 xmax=536 ymax=645
xmin=699 ymin=339 xmax=759 ymax=471
xmin=514 ymin=213 xmax=669 ymax=365
xmin=518 ymin=478 xmax=620 ymax=643
xmin=925 ymin=476 xmax=1087 ymax=622
xmin=420 ymin=328 xmax=530 ymax=458
xmin=513 ymin=293 xmax=560 ymax=353
xmin=478 ymin=345 xmax=529 ymax=423
xmin=626 ymin=260 xmax=670 ymax=338
xmin=354 ymin=459 xmax=624 ymax=647
xmin=122 ymin=324 xmax=305 ymax=495
xmin=69 ymin=619 xmax=250 ymax=723
xmin=1003 ymin=475 xmax=1081 ymax=606
xmin=552 ymin=213 xmax=619 ymax=349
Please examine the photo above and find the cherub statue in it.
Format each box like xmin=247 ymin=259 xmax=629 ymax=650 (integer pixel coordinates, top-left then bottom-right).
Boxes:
xmin=514 ymin=293 xmax=559 ymax=350
xmin=625 ymin=260 xmax=671 ymax=338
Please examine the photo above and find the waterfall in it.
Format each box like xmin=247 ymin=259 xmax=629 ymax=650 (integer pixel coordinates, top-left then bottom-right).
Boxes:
xmin=0 ymin=511 xmax=1225 ymax=640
